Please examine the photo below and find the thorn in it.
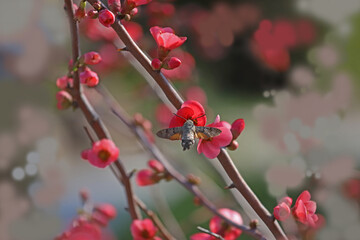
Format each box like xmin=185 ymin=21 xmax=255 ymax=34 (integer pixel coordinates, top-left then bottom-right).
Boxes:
xmin=117 ymin=47 xmax=128 ymax=52
xmin=224 ymin=183 xmax=235 ymax=189
xmin=128 ymin=169 xmax=137 ymax=179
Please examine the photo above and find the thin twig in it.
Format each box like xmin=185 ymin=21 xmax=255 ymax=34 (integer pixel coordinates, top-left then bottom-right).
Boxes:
xmin=197 ymin=226 xmax=225 ymax=240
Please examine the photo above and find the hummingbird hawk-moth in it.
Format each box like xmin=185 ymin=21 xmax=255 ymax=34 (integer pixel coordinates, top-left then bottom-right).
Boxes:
xmin=156 ymin=114 xmax=222 ymax=151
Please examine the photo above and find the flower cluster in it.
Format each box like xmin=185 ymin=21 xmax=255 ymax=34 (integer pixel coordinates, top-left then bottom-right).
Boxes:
xmin=55 ymin=190 xmax=117 ymax=240
xmin=81 ymin=139 xmax=119 ymax=168
xmin=273 ymin=190 xmax=318 ymax=227
xmin=166 ymin=100 xmax=244 ymax=159
xmin=150 ymin=26 xmax=187 ymax=71
xmin=190 ymin=208 xmax=243 ymax=240
xmin=136 ymin=159 xmax=170 ymax=186
xmin=131 ymin=218 xmax=161 ymax=240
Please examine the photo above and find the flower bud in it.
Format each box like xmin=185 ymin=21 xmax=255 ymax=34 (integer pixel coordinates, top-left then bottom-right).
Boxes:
xmin=273 ymin=202 xmax=291 ymax=221
xmin=163 ymin=57 xmax=181 ymax=70
xmin=280 ymin=196 xmax=293 ymax=206
xmin=187 ymin=174 xmax=201 ymax=185
xmin=227 ymin=140 xmax=239 ymax=151
xmin=130 ymin=7 xmax=138 ymax=17
xmin=98 ymin=9 xmax=115 ymax=27
xmin=148 ymin=160 xmax=164 ymax=173
xmin=56 ymin=91 xmax=73 ymax=110
xmin=151 ymin=58 xmax=162 ymax=70
xmin=249 ymin=219 xmax=259 ymax=229
xmin=231 ymin=119 xmax=245 ymax=140
xmin=83 ymin=51 xmax=102 ymax=65
xmin=56 ymin=76 xmax=71 ymax=89
xmin=80 ymin=69 xmax=99 ymax=87
xmin=136 ymin=169 xmax=158 ymax=186
xmin=74 ymin=1 xmax=87 ymax=21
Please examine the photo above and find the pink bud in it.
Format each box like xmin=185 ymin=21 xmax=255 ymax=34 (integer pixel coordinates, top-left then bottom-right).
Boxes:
xmin=130 ymin=7 xmax=138 ymax=17
xmin=94 ymin=203 xmax=117 ymax=219
xmin=79 ymin=188 xmax=90 ymax=202
xmin=280 ymin=196 xmax=293 ymax=206
xmin=163 ymin=57 xmax=181 ymax=70
xmin=131 ymin=219 xmax=158 ymax=240
xmin=84 ymin=51 xmax=102 ymax=65
xmin=151 ymin=58 xmax=162 ymax=70
xmin=273 ymin=202 xmax=291 ymax=221
xmin=231 ymin=119 xmax=245 ymax=139
xmin=81 ymin=149 xmax=91 ymax=160
xmin=80 ymin=69 xmax=99 ymax=87
xmin=98 ymin=9 xmax=115 ymax=27
xmin=56 ymin=76 xmax=72 ymax=89
xmin=136 ymin=169 xmax=157 ymax=186
xmin=108 ymin=0 xmax=121 ymax=14
xmin=75 ymin=8 xmax=86 ymax=21
xmin=56 ymin=91 xmax=73 ymax=110
xmin=87 ymin=10 xmax=99 ymax=19
xmin=148 ymin=160 xmax=164 ymax=173
xmin=227 ymin=140 xmax=239 ymax=151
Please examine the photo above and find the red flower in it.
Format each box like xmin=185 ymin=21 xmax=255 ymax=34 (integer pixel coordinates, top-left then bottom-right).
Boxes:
xmin=148 ymin=159 xmax=164 ymax=173
xmin=210 ymin=208 xmax=243 ymax=240
xmin=83 ymin=51 xmax=102 ymax=65
xmin=197 ymin=115 xmax=232 ymax=159
xmin=55 ymin=222 xmax=101 ymax=240
xmin=292 ymin=191 xmax=318 ymax=227
xmin=169 ymin=100 xmax=206 ymax=128
xmin=136 ymin=160 xmax=165 ymax=186
xmin=98 ymin=9 xmax=115 ymax=28
xmin=130 ymin=219 xmax=159 ymax=240
xmin=162 ymin=57 xmax=181 ymax=70
xmin=83 ymin=139 xmax=119 ymax=168
xmin=56 ymin=76 xmax=73 ymax=89
xmin=80 ymin=69 xmax=99 ymax=87
xmin=56 ymin=91 xmax=73 ymax=110
xmin=150 ymin=26 xmax=187 ymax=52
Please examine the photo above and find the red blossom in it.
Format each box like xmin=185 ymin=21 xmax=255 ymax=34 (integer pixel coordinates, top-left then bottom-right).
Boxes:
xmin=92 ymin=203 xmax=117 ymax=227
xmin=56 ymin=91 xmax=73 ymax=110
xmin=83 ymin=51 xmax=102 ymax=65
xmin=151 ymin=58 xmax=162 ymax=70
xmin=163 ymin=57 xmax=181 ymax=70
xmin=98 ymin=9 xmax=115 ymax=28
xmin=150 ymin=26 xmax=187 ymax=52
xmin=56 ymin=76 xmax=73 ymax=89
xmin=108 ymin=0 xmax=121 ymax=14
xmin=273 ymin=202 xmax=291 ymax=221
xmin=130 ymin=219 xmax=158 ymax=240
xmin=148 ymin=159 xmax=164 ymax=173
xmin=202 ymin=208 xmax=243 ymax=240
xmin=292 ymin=191 xmax=318 ymax=227
xmin=83 ymin=139 xmax=119 ymax=168
xmin=169 ymin=100 xmax=207 ymax=128
xmin=55 ymin=222 xmax=101 ymax=240
xmin=136 ymin=169 xmax=158 ymax=186
xmin=126 ymin=0 xmax=152 ymax=8
xmin=197 ymin=115 xmax=232 ymax=159
xmin=80 ymin=69 xmax=99 ymax=87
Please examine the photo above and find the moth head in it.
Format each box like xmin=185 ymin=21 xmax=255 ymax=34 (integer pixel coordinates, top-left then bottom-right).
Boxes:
xmin=182 ymin=139 xmax=195 ymax=151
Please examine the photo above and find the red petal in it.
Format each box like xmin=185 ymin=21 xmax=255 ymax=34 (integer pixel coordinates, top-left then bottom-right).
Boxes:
xmin=169 ymin=107 xmax=194 ymax=127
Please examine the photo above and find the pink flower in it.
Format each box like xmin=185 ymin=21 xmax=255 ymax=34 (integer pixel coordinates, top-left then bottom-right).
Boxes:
xmin=56 ymin=91 xmax=73 ymax=110
xmin=56 ymin=76 xmax=73 ymax=89
xmin=148 ymin=159 xmax=164 ymax=173
xmin=231 ymin=119 xmax=245 ymax=140
xmin=83 ymin=139 xmax=119 ymax=168
xmin=83 ymin=51 xmax=102 ymax=65
xmin=150 ymin=26 xmax=187 ymax=52
xmin=92 ymin=203 xmax=117 ymax=227
xmin=151 ymin=58 xmax=162 ymax=70
xmin=55 ymin=222 xmax=101 ymax=240
xmin=98 ymin=9 xmax=115 ymax=28
xmin=273 ymin=202 xmax=291 ymax=221
xmin=130 ymin=219 xmax=159 ymax=240
xmin=80 ymin=69 xmax=99 ymax=87
xmin=169 ymin=100 xmax=206 ymax=128
xmin=209 ymin=208 xmax=243 ymax=240
xmin=292 ymin=191 xmax=318 ymax=227
xmin=136 ymin=169 xmax=158 ymax=186
xmin=197 ymin=115 xmax=232 ymax=159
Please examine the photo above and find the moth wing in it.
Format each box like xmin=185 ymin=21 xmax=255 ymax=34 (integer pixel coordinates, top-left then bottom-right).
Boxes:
xmin=156 ymin=127 xmax=183 ymax=140
xmin=195 ymin=126 xmax=222 ymax=140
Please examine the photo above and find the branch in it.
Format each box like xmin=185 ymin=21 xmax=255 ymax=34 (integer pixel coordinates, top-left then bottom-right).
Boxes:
xmin=84 ymin=1 xmax=287 ymax=239
xmin=96 ymin=85 xmax=265 ymax=240
xmin=197 ymin=226 xmax=225 ymax=240
xmin=64 ymin=0 xmax=140 ymax=221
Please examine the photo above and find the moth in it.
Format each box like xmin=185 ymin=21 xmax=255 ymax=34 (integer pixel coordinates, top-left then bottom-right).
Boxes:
xmin=156 ymin=114 xmax=222 ymax=151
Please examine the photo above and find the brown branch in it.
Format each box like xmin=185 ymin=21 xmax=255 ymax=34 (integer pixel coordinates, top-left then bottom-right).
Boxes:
xmin=84 ymin=1 xmax=287 ymax=239
xmin=64 ymin=0 xmax=140 ymax=221
xmin=96 ymin=85 xmax=265 ymax=240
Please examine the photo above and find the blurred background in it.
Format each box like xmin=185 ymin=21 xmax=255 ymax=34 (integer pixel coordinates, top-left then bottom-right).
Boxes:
xmin=1 ymin=0 xmax=360 ymax=239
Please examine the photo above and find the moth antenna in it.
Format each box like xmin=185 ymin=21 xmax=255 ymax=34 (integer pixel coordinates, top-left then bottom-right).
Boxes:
xmin=194 ymin=114 xmax=206 ymax=120
xmin=173 ymin=113 xmax=187 ymax=121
